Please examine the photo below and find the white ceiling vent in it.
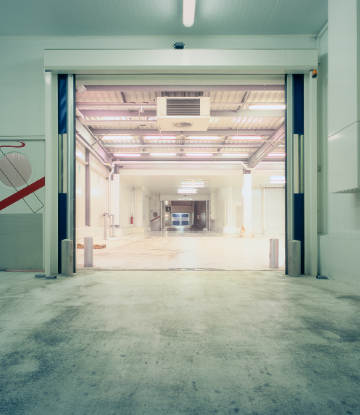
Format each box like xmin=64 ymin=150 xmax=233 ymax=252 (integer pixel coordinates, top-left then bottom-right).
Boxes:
xmin=156 ymin=97 xmax=210 ymax=131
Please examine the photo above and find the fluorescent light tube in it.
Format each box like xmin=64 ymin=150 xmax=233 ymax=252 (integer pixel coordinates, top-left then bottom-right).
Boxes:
xmin=268 ymin=153 xmax=286 ymax=157
xmin=249 ymin=105 xmax=286 ymax=110
xmin=183 ymin=0 xmax=196 ymax=27
xmin=181 ymin=184 xmax=204 ymax=188
xmin=113 ymin=153 xmax=141 ymax=157
xmin=231 ymin=136 xmax=262 ymax=140
xmin=178 ymin=190 xmax=197 ymax=193
xmin=222 ymin=153 xmax=249 ymax=157
xmin=149 ymin=153 xmax=177 ymax=156
xmin=186 ymin=153 xmax=213 ymax=157
xmin=187 ymin=136 xmax=220 ymax=140
xmin=144 ymin=135 xmax=177 ymax=140
xmin=102 ymin=136 xmax=134 ymax=140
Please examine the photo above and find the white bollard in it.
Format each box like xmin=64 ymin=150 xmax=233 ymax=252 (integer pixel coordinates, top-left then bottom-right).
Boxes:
xmin=269 ymin=238 xmax=279 ymax=268
xmin=61 ymin=239 xmax=73 ymax=277
xmin=288 ymin=240 xmax=301 ymax=277
xmin=84 ymin=236 xmax=93 ymax=267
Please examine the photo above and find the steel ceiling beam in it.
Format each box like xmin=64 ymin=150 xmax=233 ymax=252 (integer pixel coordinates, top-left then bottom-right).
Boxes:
xmin=248 ymin=123 xmax=286 ymax=168
xmin=102 ymin=143 xmax=264 ymax=149
xmin=80 ymin=109 xmax=285 ymax=118
xmin=83 ymin=85 xmax=285 ymax=92
xmin=91 ymin=129 xmax=276 ymax=136
xmin=76 ymin=102 xmax=285 ymax=109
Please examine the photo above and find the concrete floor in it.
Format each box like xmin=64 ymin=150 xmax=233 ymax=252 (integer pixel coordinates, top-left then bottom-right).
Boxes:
xmin=1 ymin=270 xmax=360 ymax=414
xmin=77 ymin=231 xmax=285 ymax=270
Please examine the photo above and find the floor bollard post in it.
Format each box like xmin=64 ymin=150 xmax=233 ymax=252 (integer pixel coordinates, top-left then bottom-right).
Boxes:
xmin=269 ymin=238 xmax=279 ymax=268
xmin=288 ymin=240 xmax=301 ymax=277
xmin=84 ymin=236 xmax=93 ymax=267
xmin=61 ymin=239 xmax=73 ymax=277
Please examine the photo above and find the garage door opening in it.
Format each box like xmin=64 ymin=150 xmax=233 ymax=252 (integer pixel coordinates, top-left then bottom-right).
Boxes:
xmin=74 ymin=81 xmax=286 ymax=270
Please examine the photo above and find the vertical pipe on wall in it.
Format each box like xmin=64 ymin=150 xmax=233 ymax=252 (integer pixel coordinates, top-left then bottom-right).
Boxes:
xmin=67 ymin=75 xmax=76 ymax=272
xmin=44 ymin=71 xmax=59 ymax=276
xmin=304 ymin=73 xmax=318 ymax=276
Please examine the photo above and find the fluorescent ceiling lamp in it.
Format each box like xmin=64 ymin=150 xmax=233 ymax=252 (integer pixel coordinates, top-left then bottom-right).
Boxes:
xmin=178 ymin=190 xmax=197 ymax=193
xmin=183 ymin=0 xmax=196 ymax=27
xmin=186 ymin=153 xmax=213 ymax=157
xmin=271 ymin=176 xmax=285 ymax=181
xmin=181 ymin=184 xmax=204 ymax=188
xmin=268 ymin=153 xmax=286 ymax=157
xmin=144 ymin=135 xmax=177 ymax=140
xmin=222 ymin=153 xmax=249 ymax=157
xmin=102 ymin=135 xmax=133 ymax=140
xmin=187 ymin=136 xmax=220 ymax=140
xmin=249 ymin=105 xmax=286 ymax=110
xmin=113 ymin=153 xmax=141 ymax=157
xmin=149 ymin=153 xmax=177 ymax=156
xmin=231 ymin=136 xmax=262 ymax=140
xmin=181 ymin=181 xmax=203 ymax=184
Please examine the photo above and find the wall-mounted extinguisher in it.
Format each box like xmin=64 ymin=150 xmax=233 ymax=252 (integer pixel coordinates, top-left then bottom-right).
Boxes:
xmin=130 ymin=214 xmax=133 ymax=224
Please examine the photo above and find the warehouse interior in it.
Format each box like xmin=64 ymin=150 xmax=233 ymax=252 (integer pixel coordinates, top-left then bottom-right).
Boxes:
xmin=74 ymin=83 xmax=286 ymax=269
xmin=3 ymin=0 xmax=360 ymax=414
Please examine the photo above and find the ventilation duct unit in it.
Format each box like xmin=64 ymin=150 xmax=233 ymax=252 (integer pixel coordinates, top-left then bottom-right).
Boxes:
xmin=156 ymin=97 xmax=210 ymax=131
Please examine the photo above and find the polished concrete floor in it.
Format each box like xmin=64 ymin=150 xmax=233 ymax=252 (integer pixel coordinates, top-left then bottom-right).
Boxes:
xmin=0 ymin=270 xmax=359 ymax=414
xmin=77 ymin=231 xmax=286 ymax=270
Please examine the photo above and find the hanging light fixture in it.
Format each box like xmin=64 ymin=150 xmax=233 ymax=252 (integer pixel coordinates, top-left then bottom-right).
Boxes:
xmin=183 ymin=0 xmax=196 ymax=27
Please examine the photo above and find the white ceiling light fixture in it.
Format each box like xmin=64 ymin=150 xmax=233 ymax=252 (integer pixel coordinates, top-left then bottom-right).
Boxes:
xmin=231 ymin=136 xmax=263 ymax=140
xmin=186 ymin=153 xmax=213 ymax=157
xmin=113 ymin=153 xmax=141 ymax=157
xmin=181 ymin=184 xmax=204 ymax=188
xmin=249 ymin=105 xmax=286 ymax=110
xmin=178 ymin=189 xmax=197 ymax=194
xmin=270 ymin=175 xmax=286 ymax=183
xmin=149 ymin=153 xmax=177 ymax=156
xmin=183 ymin=0 xmax=196 ymax=27
xmin=144 ymin=135 xmax=177 ymax=140
xmin=222 ymin=153 xmax=249 ymax=157
xmin=268 ymin=153 xmax=286 ymax=157
xmin=102 ymin=136 xmax=134 ymax=140
xmin=187 ymin=136 xmax=220 ymax=140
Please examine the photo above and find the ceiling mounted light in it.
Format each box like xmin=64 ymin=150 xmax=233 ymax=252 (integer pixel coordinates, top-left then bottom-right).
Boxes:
xmin=183 ymin=0 xmax=196 ymax=27
xmin=178 ymin=189 xmax=197 ymax=194
xmin=231 ymin=136 xmax=262 ymax=140
xmin=149 ymin=153 xmax=177 ymax=156
xmin=187 ymin=136 xmax=220 ymax=140
xmin=102 ymin=136 xmax=134 ymax=140
xmin=222 ymin=153 xmax=249 ymax=157
xmin=249 ymin=105 xmax=286 ymax=110
xmin=113 ymin=153 xmax=141 ymax=157
xmin=186 ymin=153 xmax=213 ymax=157
xmin=268 ymin=153 xmax=286 ymax=157
xmin=144 ymin=135 xmax=177 ymax=140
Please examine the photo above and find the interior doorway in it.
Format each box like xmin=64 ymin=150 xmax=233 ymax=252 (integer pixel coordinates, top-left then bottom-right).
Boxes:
xmin=73 ymin=80 xmax=286 ymax=270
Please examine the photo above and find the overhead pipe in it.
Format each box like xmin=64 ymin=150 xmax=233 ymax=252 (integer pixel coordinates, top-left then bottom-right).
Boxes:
xmin=82 ymin=85 xmax=285 ymax=92
xmin=76 ymin=134 xmax=111 ymax=170
xmin=76 ymin=101 xmax=285 ymax=109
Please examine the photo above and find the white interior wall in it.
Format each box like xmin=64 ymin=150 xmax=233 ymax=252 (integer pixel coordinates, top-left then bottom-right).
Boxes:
xmin=76 ymin=141 xmax=110 ymax=243
xmin=318 ymin=15 xmax=360 ymax=285
xmin=75 ymin=143 xmax=86 ymax=230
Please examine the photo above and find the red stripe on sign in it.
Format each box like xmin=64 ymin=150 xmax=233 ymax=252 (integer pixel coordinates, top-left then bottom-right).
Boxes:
xmin=0 ymin=141 xmax=25 ymax=149
xmin=0 ymin=177 xmax=45 ymax=211
xmin=150 ymin=216 xmax=160 ymax=222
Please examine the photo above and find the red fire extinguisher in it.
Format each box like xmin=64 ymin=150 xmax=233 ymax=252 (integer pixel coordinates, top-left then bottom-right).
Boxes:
xmin=130 ymin=214 xmax=133 ymax=224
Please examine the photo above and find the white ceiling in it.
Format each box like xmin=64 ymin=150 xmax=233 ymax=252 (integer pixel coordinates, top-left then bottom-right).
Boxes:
xmin=1 ymin=0 xmax=327 ymax=36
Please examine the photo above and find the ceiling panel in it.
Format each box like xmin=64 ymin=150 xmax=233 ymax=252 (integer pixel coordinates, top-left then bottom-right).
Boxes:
xmin=1 ymin=0 xmax=327 ymax=36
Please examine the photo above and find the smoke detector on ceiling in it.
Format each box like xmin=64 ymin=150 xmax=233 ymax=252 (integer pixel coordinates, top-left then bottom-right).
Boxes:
xmin=156 ymin=97 xmax=210 ymax=131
